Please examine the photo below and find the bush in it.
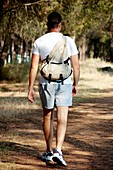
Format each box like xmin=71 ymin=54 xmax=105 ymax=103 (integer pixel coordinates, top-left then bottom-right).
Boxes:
xmin=2 ymin=63 xmax=30 ymax=83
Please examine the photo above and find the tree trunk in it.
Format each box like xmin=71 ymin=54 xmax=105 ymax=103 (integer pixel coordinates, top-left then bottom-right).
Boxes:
xmin=0 ymin=0 xmax=4 ymax=15
xmin=0 ymin=11 xmax=12 ymax=79
xmin=21 ymin=40 xmax=26 ymax=63
xmin=0 ymin=11 xmax=12 ymax=61
xmin=93 ymin=38 xmax=100 ymax=58
xmin=78 ymin=36 xmax=87 ymax=60
xmin=109 ymin=30 xmax=113 ymax=62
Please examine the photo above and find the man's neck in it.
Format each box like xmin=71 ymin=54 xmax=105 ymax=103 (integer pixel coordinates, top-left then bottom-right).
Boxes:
xmin=48 ymin=23 xmax=61 ymax=32
xmin=49 ymin=28 xmax=60 ymax=32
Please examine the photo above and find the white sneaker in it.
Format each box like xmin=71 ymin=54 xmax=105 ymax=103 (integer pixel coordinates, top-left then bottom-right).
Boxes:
xmin=52 ymin=149 xmax=67 ymax=166
xmin=40 ymin=151 xmax=53 ymax=162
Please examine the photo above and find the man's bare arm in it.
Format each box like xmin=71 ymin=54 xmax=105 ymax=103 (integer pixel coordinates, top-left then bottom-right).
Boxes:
xmin=28 ymin=54 xmax=40 ymax=102
xmin=70 ymin=55 xmax=80 ymax=96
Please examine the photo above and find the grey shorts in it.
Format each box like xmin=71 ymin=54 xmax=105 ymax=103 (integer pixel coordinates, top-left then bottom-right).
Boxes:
xmin=39 ymin=83 xmax=72 ymax=109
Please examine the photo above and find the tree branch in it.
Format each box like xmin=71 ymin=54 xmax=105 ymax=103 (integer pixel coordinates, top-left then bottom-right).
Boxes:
xmin=23 ymin=0 xmax=46 ymax=6
xmin=0 ymin=0 xmax=50 ymax=18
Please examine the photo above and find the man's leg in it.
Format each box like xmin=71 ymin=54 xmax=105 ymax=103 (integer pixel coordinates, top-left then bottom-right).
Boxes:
xmin=43 ymin=107 xmax=54 ymax=152
xmin=56 ymin=106 xmax=68 ymax=150
xmin=52 ymin=106 xmax=68 ymax=166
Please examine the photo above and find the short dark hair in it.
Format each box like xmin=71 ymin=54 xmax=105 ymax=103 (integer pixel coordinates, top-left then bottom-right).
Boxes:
xmin=47 ymin=12 xmax=62 ymax=30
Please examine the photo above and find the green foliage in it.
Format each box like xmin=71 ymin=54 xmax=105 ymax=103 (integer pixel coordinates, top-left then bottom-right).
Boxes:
xmin=0 ymin=0 xmax=113 ymax=39
xmin=0 ymin=0 xmax=61 ymax=41
xmin=75 ymin=0 xmax=113 ymax=36
xmin=2 ymin=63 xmax=30 ymax=83
xmin=0 ymin=0 xmax=113 ymax=61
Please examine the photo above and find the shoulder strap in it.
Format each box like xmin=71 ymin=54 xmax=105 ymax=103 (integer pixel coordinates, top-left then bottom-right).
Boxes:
xmin=48 ymin=35 xmax=68 ymax=63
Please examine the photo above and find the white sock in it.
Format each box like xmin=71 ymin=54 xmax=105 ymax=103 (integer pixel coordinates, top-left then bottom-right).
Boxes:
xmin=56 ymin=148 xmax=62 ymax=155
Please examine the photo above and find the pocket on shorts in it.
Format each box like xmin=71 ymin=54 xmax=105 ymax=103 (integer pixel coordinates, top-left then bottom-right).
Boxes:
xmin=39 ymin=83 xmax=52 ymax=94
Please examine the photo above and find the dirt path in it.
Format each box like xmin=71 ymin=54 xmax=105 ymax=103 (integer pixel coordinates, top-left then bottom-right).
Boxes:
xmin=0 ymin=84 xmax=113 ymax=170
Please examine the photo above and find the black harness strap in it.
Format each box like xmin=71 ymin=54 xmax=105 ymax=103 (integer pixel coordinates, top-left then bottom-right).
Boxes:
xmin=48 ymin=74 xmax=52 ymax=83
xmin=64 ymin=57 xmax=70 ymax=64
xmin=60 ymin=74 xmax=64 ymax=85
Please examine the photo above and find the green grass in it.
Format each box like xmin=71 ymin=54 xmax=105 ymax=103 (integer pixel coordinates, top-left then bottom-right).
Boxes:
xmin=2 ymin=63 xmax=30 ymax=83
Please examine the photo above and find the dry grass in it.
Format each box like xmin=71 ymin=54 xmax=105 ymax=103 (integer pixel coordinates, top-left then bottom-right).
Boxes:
xmin=78 ymin=58 xmax=113 ymax=98
xmin=0 ymin=58 xmax=113 ymax=170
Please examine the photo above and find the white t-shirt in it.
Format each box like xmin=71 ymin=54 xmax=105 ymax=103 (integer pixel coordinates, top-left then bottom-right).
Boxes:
xmin=32 ymin=32 xmax=79 ymax=84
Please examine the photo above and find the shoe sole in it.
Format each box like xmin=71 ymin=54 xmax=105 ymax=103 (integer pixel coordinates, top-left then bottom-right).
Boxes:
xmin=46 ymin=160 xmax=57 ymax=166
xmin=53 ymin=157 xmax=67 ymax=166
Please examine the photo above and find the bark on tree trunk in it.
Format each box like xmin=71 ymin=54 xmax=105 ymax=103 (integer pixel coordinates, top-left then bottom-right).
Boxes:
xmin=109 ymin=30 xmax=113 ymax=62
xmin=0 ymin=11 xmax=12 ymax=62
xmin=78 ymin=36 xmax=87 ymax=61
xmin=93 ymin=38 xmax=100 ymax=58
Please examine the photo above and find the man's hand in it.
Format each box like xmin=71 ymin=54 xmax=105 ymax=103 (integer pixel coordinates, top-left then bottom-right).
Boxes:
xmin=72 ymin=85 xmax=78 ymax=96
xmin=28 ymin=89 xmax=35 ymax=103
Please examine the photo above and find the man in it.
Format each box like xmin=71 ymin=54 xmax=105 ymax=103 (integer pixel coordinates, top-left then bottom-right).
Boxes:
xmin=28 ymin=12 xmax=80 ymax=166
